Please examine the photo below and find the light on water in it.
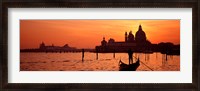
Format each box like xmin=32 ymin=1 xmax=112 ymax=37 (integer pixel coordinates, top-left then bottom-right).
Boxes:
xmin=20 ymin=52 xmax=180 ymax=71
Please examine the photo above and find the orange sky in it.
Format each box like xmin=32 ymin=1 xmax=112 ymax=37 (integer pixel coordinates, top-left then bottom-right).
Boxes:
xmin=20 ymin=20 xmax=180 ymax=49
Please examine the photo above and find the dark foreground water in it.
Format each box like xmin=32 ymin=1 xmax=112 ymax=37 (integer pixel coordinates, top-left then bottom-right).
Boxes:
xmin=20 ymin=52 xmax=180 ymax=71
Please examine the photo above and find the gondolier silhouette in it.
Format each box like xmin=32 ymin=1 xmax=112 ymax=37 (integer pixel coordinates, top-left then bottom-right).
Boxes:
xmin=128 ymin=49 xmax=133 ymax=65
xmin=118 ymin=49 xmax=140 ymax=71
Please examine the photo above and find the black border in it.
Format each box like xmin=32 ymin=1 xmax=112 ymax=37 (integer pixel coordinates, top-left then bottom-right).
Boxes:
xmin=1 ymin=0 xmax=199 ymax=91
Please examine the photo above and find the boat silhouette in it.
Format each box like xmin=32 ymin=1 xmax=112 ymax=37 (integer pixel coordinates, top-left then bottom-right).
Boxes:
xmin=119 ymin=58 xmax=140 ymax=71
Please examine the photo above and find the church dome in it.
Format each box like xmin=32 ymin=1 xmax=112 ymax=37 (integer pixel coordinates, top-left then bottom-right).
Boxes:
xmin=101 ymin=37 xmax=107 ymax=46
xmin=108 ymin=38 xmax=115 ymax=43
xmin=135 ymin=25 xmax=146 ymax=43
xmin=127 ymin=31 xmax=135 ymax=42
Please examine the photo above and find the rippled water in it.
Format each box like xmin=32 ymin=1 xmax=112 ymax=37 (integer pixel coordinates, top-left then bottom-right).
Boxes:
xmin=20 ymin=52 xmax=180 ymax=71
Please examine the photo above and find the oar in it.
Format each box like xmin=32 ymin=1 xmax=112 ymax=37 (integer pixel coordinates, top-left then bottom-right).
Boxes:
xmin=133 ymin=55 xmax=154 ymax=71
xmin=140 ymin=61 xmax=154 ymax=71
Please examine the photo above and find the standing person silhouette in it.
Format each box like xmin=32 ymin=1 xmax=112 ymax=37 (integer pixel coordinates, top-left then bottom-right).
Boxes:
xmin=128 ymin=49 xmax=133 ymax=65
xmin=82 ymin=49 xmax=84 ymax=62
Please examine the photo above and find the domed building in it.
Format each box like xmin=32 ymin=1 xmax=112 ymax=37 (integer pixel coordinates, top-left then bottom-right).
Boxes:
xmin=135 ymin=25 xmax=147 ymax=44
xmin=101 ymin=37 xmax=107 ymax=46
xmin=39 ymin=42 xmax=46 ymax=50
xmin=108 ymin=38 xmax=115 ymax=43
xmin=127 ymin=31 xmax=135 ymax=42
xmin=96 ymin=24 xmax=151 ymax=52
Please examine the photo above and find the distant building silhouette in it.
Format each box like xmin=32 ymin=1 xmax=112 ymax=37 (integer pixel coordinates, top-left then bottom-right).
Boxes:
xmin=127 ymin=31 xmax=135 ymax=42
xmin=95 ymin=24 xmax=179 ymax=54
xmin=101 ymin=37 xmax=107 ymax=47
xmin=39 ymin=42 xmax=45 ymax=49
xmin=125 ymin=32 xmax=128 ymax=42
xmin=135 ymin=25 xmax=147 ymax=44
xmin=21 ymin=42 xmax=79 ymax=52
xmin=21 ymin=42 xmax=95 ymax=53
xmin=96 ymin=25 xmax=151 ymax=52
xmin=20 ymin=24 xmax=180 ymax=55
xmin=39 ymin=42 xmax=76 ymax=51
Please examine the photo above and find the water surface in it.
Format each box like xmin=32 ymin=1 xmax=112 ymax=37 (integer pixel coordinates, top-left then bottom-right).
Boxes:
xmin=20 ymin=52 xmax=180 ymax=71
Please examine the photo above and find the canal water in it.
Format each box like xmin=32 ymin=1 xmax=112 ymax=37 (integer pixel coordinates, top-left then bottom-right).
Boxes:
xmin=20 ymin=52 xmax=180 ymax=71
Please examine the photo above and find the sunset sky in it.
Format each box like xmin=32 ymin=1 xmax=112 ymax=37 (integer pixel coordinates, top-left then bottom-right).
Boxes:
xmin=20 ymin=20 xmax=180 ymax=49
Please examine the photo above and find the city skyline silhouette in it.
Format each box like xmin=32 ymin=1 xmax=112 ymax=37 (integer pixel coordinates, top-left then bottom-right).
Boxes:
xmin=20 ymin=20 xmax=180 ymax=49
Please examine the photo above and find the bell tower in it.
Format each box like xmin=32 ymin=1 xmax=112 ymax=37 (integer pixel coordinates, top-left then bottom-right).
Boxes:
xmin=125 ymin=32 xmax=128 ymax=42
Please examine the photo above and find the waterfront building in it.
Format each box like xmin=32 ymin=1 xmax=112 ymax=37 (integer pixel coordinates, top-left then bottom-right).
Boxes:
xmin=39 ymin=42 xmax=76 ymax=51
xmin=96 ymin=25 xmax=151 ymax=52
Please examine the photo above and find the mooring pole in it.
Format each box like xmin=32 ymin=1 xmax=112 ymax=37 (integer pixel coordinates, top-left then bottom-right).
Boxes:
xmin=96 ymin=49 xmax=98 ymax=60
xmin=140 ymin=61 xmax=154 ymax=71
xmin=113 ymin=50 xmax=115 ymax=58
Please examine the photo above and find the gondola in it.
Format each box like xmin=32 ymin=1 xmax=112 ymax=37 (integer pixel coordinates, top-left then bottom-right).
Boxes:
xmin=119 ymin=58 xmax=140 ymax=71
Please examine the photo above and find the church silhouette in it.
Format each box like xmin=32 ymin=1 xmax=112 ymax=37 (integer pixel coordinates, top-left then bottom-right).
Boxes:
xmin=95 ymin=25 xmax=179 ymax=54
